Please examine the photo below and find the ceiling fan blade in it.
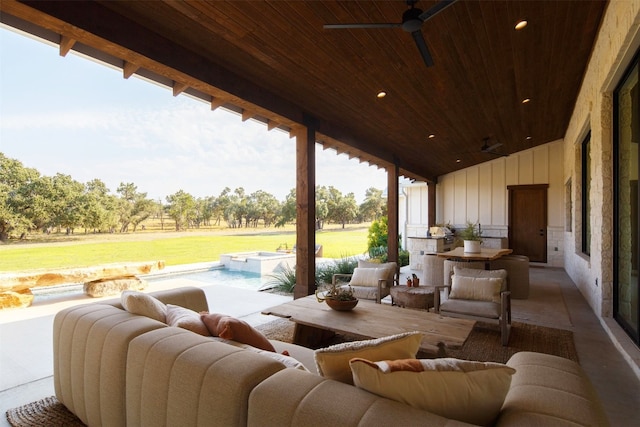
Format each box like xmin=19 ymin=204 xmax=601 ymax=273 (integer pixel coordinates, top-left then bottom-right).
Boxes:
xmin=324 ymin=23 xmax=401 ymax=30
xmin=482 ymin=142 xmax=503 ymax=152
xmin=486 ymin=151 xmax=509 ymax=157
xmin=418 ymin=0 xmax=459 ymax=22
xmin=411 ymin=30 xmax=434 ymax=67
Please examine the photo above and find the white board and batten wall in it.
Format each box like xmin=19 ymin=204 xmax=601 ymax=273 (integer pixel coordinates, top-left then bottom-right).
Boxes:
xmin=404 ymin=140 xmax=565 ymax=267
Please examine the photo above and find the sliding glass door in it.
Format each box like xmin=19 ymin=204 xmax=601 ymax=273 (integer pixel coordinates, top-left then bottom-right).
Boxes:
xmin=614 ymin=52 xmax=640 ymax=346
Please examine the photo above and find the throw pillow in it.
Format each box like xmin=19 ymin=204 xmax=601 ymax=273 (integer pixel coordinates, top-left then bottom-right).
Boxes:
xmin=212 ymin=337 xmax=309 ymax=371
xmin=454 ymin=266 xmax=508 ymax=291
xmin=350 ymin=357 xmax=516 ymax=426
xmin=165 ymin=304 xmax=211 ymax=336
xmin=450 ymin=275 xmax=503 ymax=303
xmin=201 ymin=313 xmax=276 ymax=352
xmin=314 ymin=331 xmax=423 ymax=384
xmin=348 ymin=267 xmax=389 ymax=287
xmin=358 ymin=260 xmax=397 ymax=284
xmin=121 ymin=290 xmax=167 ymax=323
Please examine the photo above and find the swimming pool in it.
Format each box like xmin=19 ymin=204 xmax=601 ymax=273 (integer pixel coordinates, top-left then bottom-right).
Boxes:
xmin=147 ymin=267 xmax=272 ymax=291
xmin=30 ymin=266 xmax=280 ymax=305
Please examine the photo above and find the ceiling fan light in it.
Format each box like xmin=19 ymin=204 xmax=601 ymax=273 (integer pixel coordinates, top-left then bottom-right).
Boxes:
xmin=515 ymin=20 xmax=528 ymax=30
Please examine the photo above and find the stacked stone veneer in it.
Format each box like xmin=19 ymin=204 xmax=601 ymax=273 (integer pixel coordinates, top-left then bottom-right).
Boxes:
xmin=563 ymin=0 xmax=640 ymax=318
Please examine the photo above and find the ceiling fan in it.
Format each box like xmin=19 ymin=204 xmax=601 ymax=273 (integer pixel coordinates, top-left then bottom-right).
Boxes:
xmin=323 ymin=0 xmax=458 ymax=67
xmin=480 ymin=137 xmax=509 ymax=157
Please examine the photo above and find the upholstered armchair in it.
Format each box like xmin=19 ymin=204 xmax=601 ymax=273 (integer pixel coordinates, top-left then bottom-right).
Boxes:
xmin=332 ymin=260 xmax=398 ymax=304
xmin=435 ymin=266 xmax=511 ymax=346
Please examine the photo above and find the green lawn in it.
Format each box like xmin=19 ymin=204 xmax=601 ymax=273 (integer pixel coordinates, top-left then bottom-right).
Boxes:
xmin=0 ymin=229 xmax=369 ymax=272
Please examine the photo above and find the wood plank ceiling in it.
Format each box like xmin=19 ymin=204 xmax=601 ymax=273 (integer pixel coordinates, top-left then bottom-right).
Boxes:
xmin=1 ymin=0 xmax=606 ymax=183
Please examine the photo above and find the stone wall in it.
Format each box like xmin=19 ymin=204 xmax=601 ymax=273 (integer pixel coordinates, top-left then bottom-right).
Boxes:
xmin=563 ymin=0 xmax=640 ymax=318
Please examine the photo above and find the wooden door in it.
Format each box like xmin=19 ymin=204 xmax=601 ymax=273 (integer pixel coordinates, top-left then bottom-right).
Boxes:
xmin=508 ymin=185 xmax=549 ymax=262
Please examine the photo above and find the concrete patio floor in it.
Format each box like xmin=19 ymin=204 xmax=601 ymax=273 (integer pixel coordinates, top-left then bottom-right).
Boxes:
xmin=1 ymin=266 xmax=639 ymax=426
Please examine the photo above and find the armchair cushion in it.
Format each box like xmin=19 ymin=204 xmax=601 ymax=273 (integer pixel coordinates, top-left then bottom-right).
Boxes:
xmin=342 ymin=285 xmax=379 ymax=301
xmin=454 ymin=266 xmax=508 ymax=292
xmin=450 ymin=275 xmax=503 ymax=304
xmin=348 ymin=267 xmax=389 ymax=287
xmin=357 ymin=260 xmax=397 ymax=284
xmin=440 ymin=299 xmax=501 ymax=319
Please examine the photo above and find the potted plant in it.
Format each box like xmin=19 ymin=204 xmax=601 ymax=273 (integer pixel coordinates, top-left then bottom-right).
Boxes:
xmin=459 ymin=221 xmax=483 ymax=253
xmin=315 ymin=282 xmax=358 ymax=311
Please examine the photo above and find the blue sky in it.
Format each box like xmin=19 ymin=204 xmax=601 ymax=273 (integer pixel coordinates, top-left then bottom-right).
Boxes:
xmin=0 ymin=25 xmax=390 ymax=203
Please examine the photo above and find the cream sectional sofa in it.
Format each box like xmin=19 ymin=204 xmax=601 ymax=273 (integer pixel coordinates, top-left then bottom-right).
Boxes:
xmin=53 ymin=286 xmax=609 ymax=426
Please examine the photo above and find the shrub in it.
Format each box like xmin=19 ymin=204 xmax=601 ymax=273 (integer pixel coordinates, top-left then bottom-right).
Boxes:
xmin=265 ymin=255 xmax=359 ymax=294
xmin=264 ymin=263 xmax=296 ymax=293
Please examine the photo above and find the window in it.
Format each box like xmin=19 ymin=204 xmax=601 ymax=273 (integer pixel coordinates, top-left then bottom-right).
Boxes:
xmin=582 ymin=132 xmax=591 ymax=256
xmin=614 ymin=51 xmax=639 ymax=345
xmin=565 ymin=179 xmax=572 ymax=232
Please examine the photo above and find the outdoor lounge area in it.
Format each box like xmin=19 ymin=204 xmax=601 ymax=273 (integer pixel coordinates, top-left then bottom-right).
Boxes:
xmin=1 ymin=265 xmax=639 ymax=426
xmin=2 ymin=0 xmax=640 ymax=425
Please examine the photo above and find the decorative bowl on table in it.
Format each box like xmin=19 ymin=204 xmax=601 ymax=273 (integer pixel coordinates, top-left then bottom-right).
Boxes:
xmin=316 ymin=284 xmax=358 ymax=311
xmin=324 ymin=297 xmax=359 ymax=311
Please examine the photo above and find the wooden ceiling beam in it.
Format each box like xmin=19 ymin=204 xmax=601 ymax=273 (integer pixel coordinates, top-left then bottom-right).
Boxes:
xmin=267 ymin=120 xmax=279 ymax=131
xmin=58 ymin=34 xmax=75 ymax=56
xmin=122 ymin=60 xmax=139 ymax=79
xmin=210 ymin=97 xmax=225 ymax=111
xmin=172 ymin=82 xmax=188 ymax=97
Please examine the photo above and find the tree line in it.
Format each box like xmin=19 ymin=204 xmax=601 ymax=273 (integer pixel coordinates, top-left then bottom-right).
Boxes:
xmin=0 ymin=153 xmax=387 ymax=241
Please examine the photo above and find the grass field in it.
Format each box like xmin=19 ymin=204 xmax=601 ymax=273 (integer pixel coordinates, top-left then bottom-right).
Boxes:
xmin=0 ymin=224 xmax=370 ymax=272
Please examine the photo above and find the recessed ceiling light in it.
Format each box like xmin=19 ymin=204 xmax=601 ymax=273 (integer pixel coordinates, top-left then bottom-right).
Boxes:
xmin=456 ymin=159 xmax=461 ymax=163
xmin=377 ymin=91 xmax=387 ymax=98
xmin=526 ymin=136 xmax=533 ymax=140
xmin=428 ymin=134 xmax=435 ymax=139
xmin=515 ymin=20 xmax=528 ymax=30
xmin=522 ymin=98 xmax=531 ymax=104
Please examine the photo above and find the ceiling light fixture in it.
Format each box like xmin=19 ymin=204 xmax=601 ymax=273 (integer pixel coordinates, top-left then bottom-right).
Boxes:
xmin=377 ymin=91 xmax=387 ymax=98
xmin=522 ymin=98 xmax=531 ymax=104
xmin=515 ymin=20 xmax=528 ymax=30
xmin=456 ymin=159 xmax=461 ymax=163
xmin=526 ymin=136 xmax=533 ymax=140
xmin=428 ymin=134 xmax=435 ymax=139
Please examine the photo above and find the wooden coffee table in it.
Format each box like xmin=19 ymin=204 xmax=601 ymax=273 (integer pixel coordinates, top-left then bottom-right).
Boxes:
xmin=262 ymin=295 xmax=475 ymax=355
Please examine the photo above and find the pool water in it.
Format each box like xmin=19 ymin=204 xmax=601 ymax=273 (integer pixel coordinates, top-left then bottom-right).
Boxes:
xmin=31 ymin=267 xmax=278 ymax=304
xmin=148 ymin=268 xmax=271 ymax=291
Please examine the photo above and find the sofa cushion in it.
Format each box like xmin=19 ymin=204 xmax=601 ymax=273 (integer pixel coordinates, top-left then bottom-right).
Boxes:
xmin=498 ymin=352 xmax=610 ymax=427
xmin=350 ymin=357 xmax=516 ymax=426
xmin=165 ymin=304 xmax=210 ymax=336
xmin=201 ymin=313 xmax=275 ymax=352
xmin=121 ymin=290 xmax=167 ymax=323
xmin=314 ymin=331 xmax=423 ymax=385
xmin=450 ymin=275 xmax=503 ymax=303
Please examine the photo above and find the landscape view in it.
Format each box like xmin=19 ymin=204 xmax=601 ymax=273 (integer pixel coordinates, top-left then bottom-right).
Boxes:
xmin=0 ymin=26 xmax=393 ymax=277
